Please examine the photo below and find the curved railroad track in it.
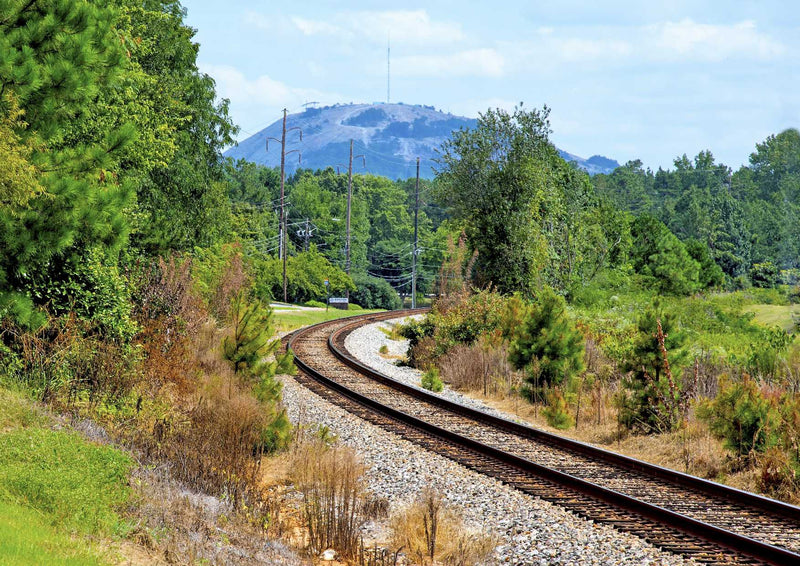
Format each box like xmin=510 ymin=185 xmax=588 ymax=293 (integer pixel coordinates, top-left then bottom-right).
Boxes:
xmin=285 ymin=310 xmax=800 ymax=566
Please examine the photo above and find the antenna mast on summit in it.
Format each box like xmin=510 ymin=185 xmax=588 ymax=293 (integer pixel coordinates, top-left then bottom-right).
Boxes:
xmin=387 ymin=34 xmax=390 ymax=103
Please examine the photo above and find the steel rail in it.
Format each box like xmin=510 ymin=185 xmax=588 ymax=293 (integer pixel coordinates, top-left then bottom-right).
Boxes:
xmin=286 ymin=310 xmax=800 ymax=566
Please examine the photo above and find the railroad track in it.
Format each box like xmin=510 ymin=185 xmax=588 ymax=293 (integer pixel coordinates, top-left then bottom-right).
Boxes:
xmin=285 ymin=310 xmax=800 ymax=566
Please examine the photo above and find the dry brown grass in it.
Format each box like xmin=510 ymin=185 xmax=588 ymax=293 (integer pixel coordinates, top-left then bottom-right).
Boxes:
xmin=389 ymin=488 xmax=496 ymax=566
xmin=438 ymin=335 xmax=519 ymax=397
xmin=458 ymin=387 xmax=800 ymax=503
xmin=124 ymin=253 xmax=287 ymax=510
xmin=289 ymin=437 xmax=369 ymax=559
xmin=126 ymin=463 xmax=307 ymax=566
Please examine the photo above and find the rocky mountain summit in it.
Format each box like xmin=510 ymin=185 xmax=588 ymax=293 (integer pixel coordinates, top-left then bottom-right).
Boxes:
xmin=224 ymin=103 xmax=618 ymax=179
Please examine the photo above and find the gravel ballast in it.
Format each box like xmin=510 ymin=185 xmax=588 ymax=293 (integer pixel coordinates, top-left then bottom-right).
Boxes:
xmin=280 ymin=317 xmax=693 ymax=565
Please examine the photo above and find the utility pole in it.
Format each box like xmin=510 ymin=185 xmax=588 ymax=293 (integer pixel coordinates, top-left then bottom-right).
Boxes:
xmin=345 ymin=139 xmax=365 ymax=300
xmin=304 ymin=218 xmax=310 ymax=252
xmin=412 ymin=157 xmax=420 ymax=309
xmin=266 ymin=109 xmax=301 ymax=303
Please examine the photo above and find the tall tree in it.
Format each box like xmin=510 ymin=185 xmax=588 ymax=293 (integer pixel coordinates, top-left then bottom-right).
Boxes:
xmin=112 ymin=0 xmax=238 ymax=253
xmin=0 ymin=0 xmax=134 ymax=327
xmin=434 ymin=106 xmax=555 ymax=295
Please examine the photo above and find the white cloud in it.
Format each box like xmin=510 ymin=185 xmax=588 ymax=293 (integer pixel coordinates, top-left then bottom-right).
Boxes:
xmin=203 ymin=64 xmax=327 ymax=107
xmin=511 ymin=19 xmax=785 ymax=72
xmin=394 ymin=49 xmax=505 ymax=78
xmin=648 ymin=19 xmax=785 ymax=61
xmin=201 ymin=64 xmax=340 ymax=135
xmin=291 ymin=16 xmax=347 ymax=38
xmin=288 ymin=10 xmax=464 ymax=46
xmin=448 ymin=98 xmax=519 ymax=118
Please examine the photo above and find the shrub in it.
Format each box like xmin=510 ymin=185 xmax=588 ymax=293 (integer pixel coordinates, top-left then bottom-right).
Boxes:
xmin=390 ymin=487 xmax=496 ymax=566
xmin=347 ymin=303 xmax=363 ymax=311
xmin=697 ymin=376 xmax=782 ymax=459
xmin=421 ymin=367 xmax=443 ymax=392
xmin=750 ymin=261 xmax=780 ymax=289
xmin=146 ymin=376 xmax=274 ymax=507
xmin=290 ymin=438 xmax=368 ymax=558
xmin=543 ymin=389 xmax=574 ymax=430
xmin=619 ymin=303 xmax=691 ymax=434
xmin=304 ymin=300 xmax=326 ymax=308
xmin=23 ymin=245 xmax=137 ymax=341
xmin=191 ymin=243 xmax=250 ymax=321
xmin=9 ymin=315 xmax=139 ymax=406
xmin=504 ymin=289 xmax=585 ymax=391
xmin=757 ymin=447 xmax=798 ymax=500
xmin=437 ymin=334 xmax=515 ymax=395
xmin=351 ymin=274 xmax=401 ymax=310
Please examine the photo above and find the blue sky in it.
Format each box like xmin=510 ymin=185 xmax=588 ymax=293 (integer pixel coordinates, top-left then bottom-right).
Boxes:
xmin=183 ymin=1 xmax=799 ymax=171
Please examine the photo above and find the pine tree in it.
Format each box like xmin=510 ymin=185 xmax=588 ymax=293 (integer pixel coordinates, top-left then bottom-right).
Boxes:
xmin=0 ymin=0 xmax=135 ymax=327
xmin=223 ymin=293 xmax=294 ymax=452
xmin=505 ymin=289 xmax=585 ymax=394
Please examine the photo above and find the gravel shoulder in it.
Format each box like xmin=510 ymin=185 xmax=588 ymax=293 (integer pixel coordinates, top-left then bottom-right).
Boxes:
xmin=279 ymin=316 xmax=694 ymax=565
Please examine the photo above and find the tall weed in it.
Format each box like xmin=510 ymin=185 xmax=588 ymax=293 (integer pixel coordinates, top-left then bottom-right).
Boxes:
xmin=290 ymin=438 xmax=368 ymax=558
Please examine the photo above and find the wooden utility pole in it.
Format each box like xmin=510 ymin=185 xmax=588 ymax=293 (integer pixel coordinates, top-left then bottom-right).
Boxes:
xmin=266 ymin=108 xmax=301 ymax=303
xmin=279 ymin=110 xmax=287 ymax=302
xmin=304 ymin=218 xmax=310 ymax=252
xmin=412 ymin=157 xmax=420 ymax=309
xmin=345 ymin=139 xmax=365 ymax=300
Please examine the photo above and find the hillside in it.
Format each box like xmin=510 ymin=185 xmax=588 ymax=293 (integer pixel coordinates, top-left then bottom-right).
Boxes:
xmin=224 ymin=103 xmax=618 ymax=179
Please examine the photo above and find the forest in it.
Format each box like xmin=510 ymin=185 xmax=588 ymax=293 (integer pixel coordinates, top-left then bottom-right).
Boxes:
xmin=1 ymin=0 xmax=799 ymax=562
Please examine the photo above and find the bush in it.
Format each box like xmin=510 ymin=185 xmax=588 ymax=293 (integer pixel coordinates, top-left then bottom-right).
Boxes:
xmin=504 ymin=289 xmax=585 ymax=390
xmin=438 ymin=335 xmax=515 ymax=395
xmin=390 ymin=488 xmax=496 ymax=566
xmin=23 ymin=246 xmax=137 ymax=341
xmin=750 ymin=261 xmax=780 ymax=288
xmin=351 ymin=274 xmax=401 ymax=310
xmin=304 ymin=300 xmax=326 ymax=308
xmin=290 ymin=438 xmax=367 ymax=558
xmin=697 ymin=376 xmax=782 ymax=459
xmin=543 ymin=389 xmax=574 ymax=430
xmin=347 ymin=303 xmax=363 ymax=310
xmin=421 ymin=367 xmax=444 ymax=392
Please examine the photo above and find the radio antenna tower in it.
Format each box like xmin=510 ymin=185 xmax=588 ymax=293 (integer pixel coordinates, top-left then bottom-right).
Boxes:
xmin=387 ymin=34 xmax=391 ymax=103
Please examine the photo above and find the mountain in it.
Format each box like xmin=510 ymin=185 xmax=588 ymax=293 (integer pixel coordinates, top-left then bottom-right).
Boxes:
xmin=224 ymin=103 xmax=618 ymax=179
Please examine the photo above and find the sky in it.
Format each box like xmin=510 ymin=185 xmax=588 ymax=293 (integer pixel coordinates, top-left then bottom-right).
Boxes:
xmin=182 ymin=1 xmax=799 ymax=171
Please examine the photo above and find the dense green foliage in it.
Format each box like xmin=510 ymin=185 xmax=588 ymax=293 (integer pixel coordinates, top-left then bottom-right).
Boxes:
xmin=593 ymin=131 xmax=800 ymax=283
xmin=421 ymin=367 xmax=444 ymax=392
xmin=504 ymin=290 xmax=585 ymax=390
xmin=697 ymin=376 xmax=781 ymax=457
xmin=434 ymin=106 xmax=627 ymax=296
xmin=351 ymin=274 xmax=402 ymax=310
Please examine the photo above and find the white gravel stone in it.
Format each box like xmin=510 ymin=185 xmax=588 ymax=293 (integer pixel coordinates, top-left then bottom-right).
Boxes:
xmin=280 ymin=316 xmax=694 ymax=566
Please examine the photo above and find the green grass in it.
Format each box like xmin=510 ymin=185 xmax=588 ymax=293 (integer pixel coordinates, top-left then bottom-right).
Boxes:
xmin=0 ymin=385 xmax=133 ymax=565
xmin=273 ymin=307 xmax=384 ymax=332
xmin=0 ymin=501 xmax=105 ymax=565
xmin=746 ymin=304 xmax=799 ymax=332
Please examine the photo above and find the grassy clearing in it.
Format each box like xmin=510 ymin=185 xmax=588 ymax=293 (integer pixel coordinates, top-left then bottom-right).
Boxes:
xmin=0 ymin=386 xmax=133 ymax=565
xmin=273 ymin=306 xmax=384 ymax=332
xmin=0 ymin=501 xmax=105 ymax=566
xmin=746 ymin=303 xmax=799 ymax=331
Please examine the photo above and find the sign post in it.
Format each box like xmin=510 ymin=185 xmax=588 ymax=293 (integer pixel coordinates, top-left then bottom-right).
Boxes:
xmin=324 ymin=279 xmax=330 ymax=311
